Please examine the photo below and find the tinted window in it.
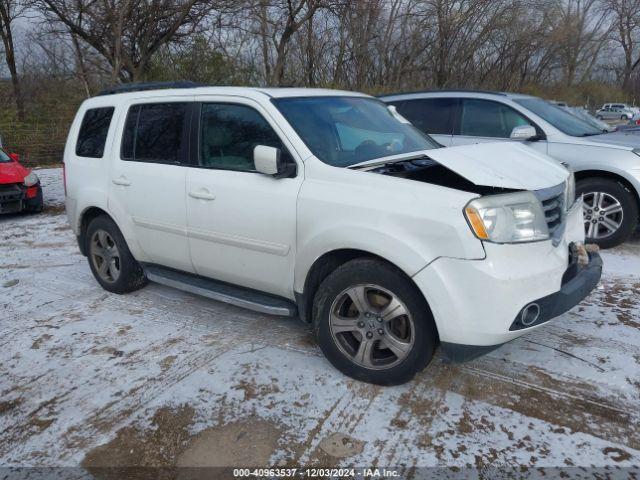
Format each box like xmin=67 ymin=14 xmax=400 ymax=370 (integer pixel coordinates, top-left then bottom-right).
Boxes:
xmin=460 ymin=99 xmax=532 ymax=138
xmin=121 ymin=103 xmax=188 ymax=163
xmin=393 ymin=98 xmax=457 ymax=135
xmin=76 ymin=107 xmax=114 ymax=158
xmin=200 ymin=103 xmax=289 ymax=171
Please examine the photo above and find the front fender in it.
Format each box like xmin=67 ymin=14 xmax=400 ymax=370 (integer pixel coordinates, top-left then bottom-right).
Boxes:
xmin=295 ymin=226 xmax=432 ymax=293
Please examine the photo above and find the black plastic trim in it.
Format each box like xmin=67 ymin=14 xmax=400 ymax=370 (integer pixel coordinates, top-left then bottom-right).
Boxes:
xmin=509 ymin=251 xmax=602 ymax=331
xmin=142 ymin=263 xmax=297 ymax=317
xmin=98 ymin=81 xmax=204 ymax=96
xmin=440 ymin=342 xmax=505 ymax=362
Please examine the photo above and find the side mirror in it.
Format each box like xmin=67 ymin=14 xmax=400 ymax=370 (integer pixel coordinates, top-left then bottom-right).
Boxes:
xmin=9 ymin=152 xmax=19 ymax=162
xmin=510 ymin=125 xmax=537 ymax=141
xmin=253 ymin=145 xmax=296 ymax=178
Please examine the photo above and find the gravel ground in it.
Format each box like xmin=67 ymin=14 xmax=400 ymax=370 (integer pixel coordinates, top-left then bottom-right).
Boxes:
xmin=1 ymin=168 xmax=639 ymax=477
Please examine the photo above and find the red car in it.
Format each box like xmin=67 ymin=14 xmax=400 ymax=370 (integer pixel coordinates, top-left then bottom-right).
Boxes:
xmin=0 ymin=148 xmax=43 ymax=214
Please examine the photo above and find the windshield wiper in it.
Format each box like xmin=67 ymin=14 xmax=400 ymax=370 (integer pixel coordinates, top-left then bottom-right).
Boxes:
xmin=348 ymin=153 xmax=430 ymax=170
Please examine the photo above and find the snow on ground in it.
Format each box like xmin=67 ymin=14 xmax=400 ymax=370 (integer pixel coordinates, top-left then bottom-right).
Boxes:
xmin=1 ymin=168 xmax=639 ymax=476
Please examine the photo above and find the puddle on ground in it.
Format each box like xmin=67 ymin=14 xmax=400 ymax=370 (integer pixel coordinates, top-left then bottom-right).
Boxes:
xmin=83 ymin=405 xmax=282 ymax=473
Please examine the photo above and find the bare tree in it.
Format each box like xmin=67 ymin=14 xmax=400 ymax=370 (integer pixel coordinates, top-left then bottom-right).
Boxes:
xmin=601 ymin=0 xmax=640 ymax=92
xmin=35 ymin=0 xmax=221 ymax=82
xmin=0 ymin=0 xmax=26 ymax=120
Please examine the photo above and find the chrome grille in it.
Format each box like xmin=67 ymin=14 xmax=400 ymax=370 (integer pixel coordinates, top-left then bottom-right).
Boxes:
xmin=534 ymin=183 xmax=566 ymax=246
xmin=542 ymin=194 xmax=564 ymax=235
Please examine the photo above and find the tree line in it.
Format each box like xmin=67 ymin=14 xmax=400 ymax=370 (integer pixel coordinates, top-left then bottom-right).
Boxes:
xmin=1 ymin=0 xmax=640 ymax=162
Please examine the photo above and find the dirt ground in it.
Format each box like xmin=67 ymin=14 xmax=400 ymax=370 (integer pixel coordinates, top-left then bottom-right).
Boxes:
xmin=1 ymin=168 xmax=639 ymax=477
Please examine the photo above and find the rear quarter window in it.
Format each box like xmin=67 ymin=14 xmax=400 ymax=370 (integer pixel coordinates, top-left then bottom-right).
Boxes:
xmin=76 ymin=107 xmax=115 ymax=158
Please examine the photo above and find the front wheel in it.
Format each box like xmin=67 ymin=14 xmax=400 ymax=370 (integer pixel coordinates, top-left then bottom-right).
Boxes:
xmin=577 ymin=177 xmax=639 ymax=249
xmin=312 ymin=258 xmax=437 ymax=385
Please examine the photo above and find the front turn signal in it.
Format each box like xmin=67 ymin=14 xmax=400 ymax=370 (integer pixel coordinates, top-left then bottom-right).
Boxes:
xmin=464 ymin=206 xmax=489 ymax=240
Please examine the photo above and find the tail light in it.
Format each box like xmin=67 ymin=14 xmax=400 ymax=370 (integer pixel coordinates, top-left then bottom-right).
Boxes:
xmin=635 ymin=119 xmax=640 ymax=125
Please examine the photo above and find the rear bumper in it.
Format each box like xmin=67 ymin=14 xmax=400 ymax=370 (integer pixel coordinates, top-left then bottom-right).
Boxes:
xmin=440 ymin=251 xmax=602 ymax=362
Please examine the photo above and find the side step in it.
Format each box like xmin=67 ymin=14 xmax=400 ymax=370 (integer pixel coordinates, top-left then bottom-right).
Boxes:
xmin=143 ymin=264 xmax=297 ymax=317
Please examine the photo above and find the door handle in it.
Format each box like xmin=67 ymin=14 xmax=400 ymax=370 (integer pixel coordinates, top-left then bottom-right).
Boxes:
xmin=112 ymin=176 xmax=131 ymax=186
xmin=189 ymin=189 xmax=216 ymax=201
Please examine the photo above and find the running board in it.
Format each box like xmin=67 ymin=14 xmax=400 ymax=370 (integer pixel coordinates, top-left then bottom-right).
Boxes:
xmin=143 ymin=264 xmax=297 ymax=317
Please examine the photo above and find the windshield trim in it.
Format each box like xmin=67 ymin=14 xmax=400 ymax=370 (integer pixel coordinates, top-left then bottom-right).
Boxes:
xmin=271 ymin=95 xmax=440 ymax=167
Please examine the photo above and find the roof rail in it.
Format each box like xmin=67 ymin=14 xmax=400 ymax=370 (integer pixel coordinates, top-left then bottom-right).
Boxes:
xmin=378 ymin=88 xmax=508 ymax=98
xmin=98 ymin=80 xmax=205 ymax=96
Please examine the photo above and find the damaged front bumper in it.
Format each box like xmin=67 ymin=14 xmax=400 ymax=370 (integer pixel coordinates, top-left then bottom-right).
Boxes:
xmin=413 ymin=200 xmax=602 ymax=362
xmin=441 ymin=248 xmax=602 ymax=362
xmin=0 ymin=182 xmax=43 ymax=214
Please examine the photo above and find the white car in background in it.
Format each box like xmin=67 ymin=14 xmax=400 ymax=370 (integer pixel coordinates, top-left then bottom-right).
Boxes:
xmin=63 ymin=83 xmax=600 ymax=385
xmin=381 ymin=90 xmax=640 ymax=248
xmin=601 ymin=103 xmax=640 ymax=115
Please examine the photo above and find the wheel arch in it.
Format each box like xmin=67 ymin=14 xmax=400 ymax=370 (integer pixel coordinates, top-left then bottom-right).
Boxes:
xmin=295 ymin=248 xmax=433 ymax=327
xmin=574 ymin=169 xmax=640 ymax=216
xmin=77 ymin=206 xmax=112 ymax=256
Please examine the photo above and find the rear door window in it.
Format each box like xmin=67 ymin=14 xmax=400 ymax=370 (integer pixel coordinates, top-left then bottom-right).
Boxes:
xmin=460 ymin=99 xmax=532 ymax=138
xmin=392 ymin=98 xmax=457 ymax=135
xmin=76 ymin=107 xmax=115 ymax=158
xmin=121 ymin=103 xmax=189 ymax=163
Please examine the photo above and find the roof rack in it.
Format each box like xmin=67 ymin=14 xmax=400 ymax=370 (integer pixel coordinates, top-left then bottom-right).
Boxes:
xmin=377 ymin=89 xmax=508 ymax=98
xmin=98 ymin=81 xmax=205 ymax=96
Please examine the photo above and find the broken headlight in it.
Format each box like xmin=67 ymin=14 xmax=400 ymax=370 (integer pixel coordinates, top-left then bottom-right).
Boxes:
xmin=464 ymin=191 xmax=549 ymax=243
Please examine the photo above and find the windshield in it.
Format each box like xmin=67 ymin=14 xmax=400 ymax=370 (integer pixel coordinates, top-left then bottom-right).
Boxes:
xmin=0 ymin=149 xmax=12 ymax=163
xmin=273 ymin=96 xmax=438 ymax=167
xmin=568 ymin=107 xmax=609 ymax=131
xmin=515 ymin=98 xmax=602 ymax=137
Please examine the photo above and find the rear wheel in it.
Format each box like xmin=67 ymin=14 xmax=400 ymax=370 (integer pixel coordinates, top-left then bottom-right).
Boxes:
xmin=86 ymin=215 xmax=147 ymax=294
xmin=312 ymin=258 xmax=437 ymax=385
xmin=577 ymin=177 xmax=638 ymax=249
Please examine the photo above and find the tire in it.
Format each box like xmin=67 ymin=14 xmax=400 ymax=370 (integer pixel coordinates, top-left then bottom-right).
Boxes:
xmin=577 ymin=177 xmax=639 ymax=249
xmin=312 ymin=258 xmax=437 ymax=385
xmin=596 ymin=115 xmax=603 ymax=120
xmin=621 ymin=115 xmax=628 ymax=120
xmin=85 ymin=215 xmax=147 ymax=294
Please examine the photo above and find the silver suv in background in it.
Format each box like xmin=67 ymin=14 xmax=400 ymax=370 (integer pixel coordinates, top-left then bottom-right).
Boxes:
xmin=596 ymin=105 xmax=634 ymax=121
xmin=380 ymin=90 xmax=640 ymax=248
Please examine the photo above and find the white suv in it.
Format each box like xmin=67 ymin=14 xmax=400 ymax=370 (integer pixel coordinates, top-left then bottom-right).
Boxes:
xmin=381 ymin=90 xmax=640 ymax=248
xmin=64 ymin=83 xmax=601 ymax=385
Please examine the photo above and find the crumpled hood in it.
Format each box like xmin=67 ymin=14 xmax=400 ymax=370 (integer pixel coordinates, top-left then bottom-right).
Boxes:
xmin=0 ymin=161 xmax=29 ymax=185
xmin=426 ymin=142 xmax=568 ymax=190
